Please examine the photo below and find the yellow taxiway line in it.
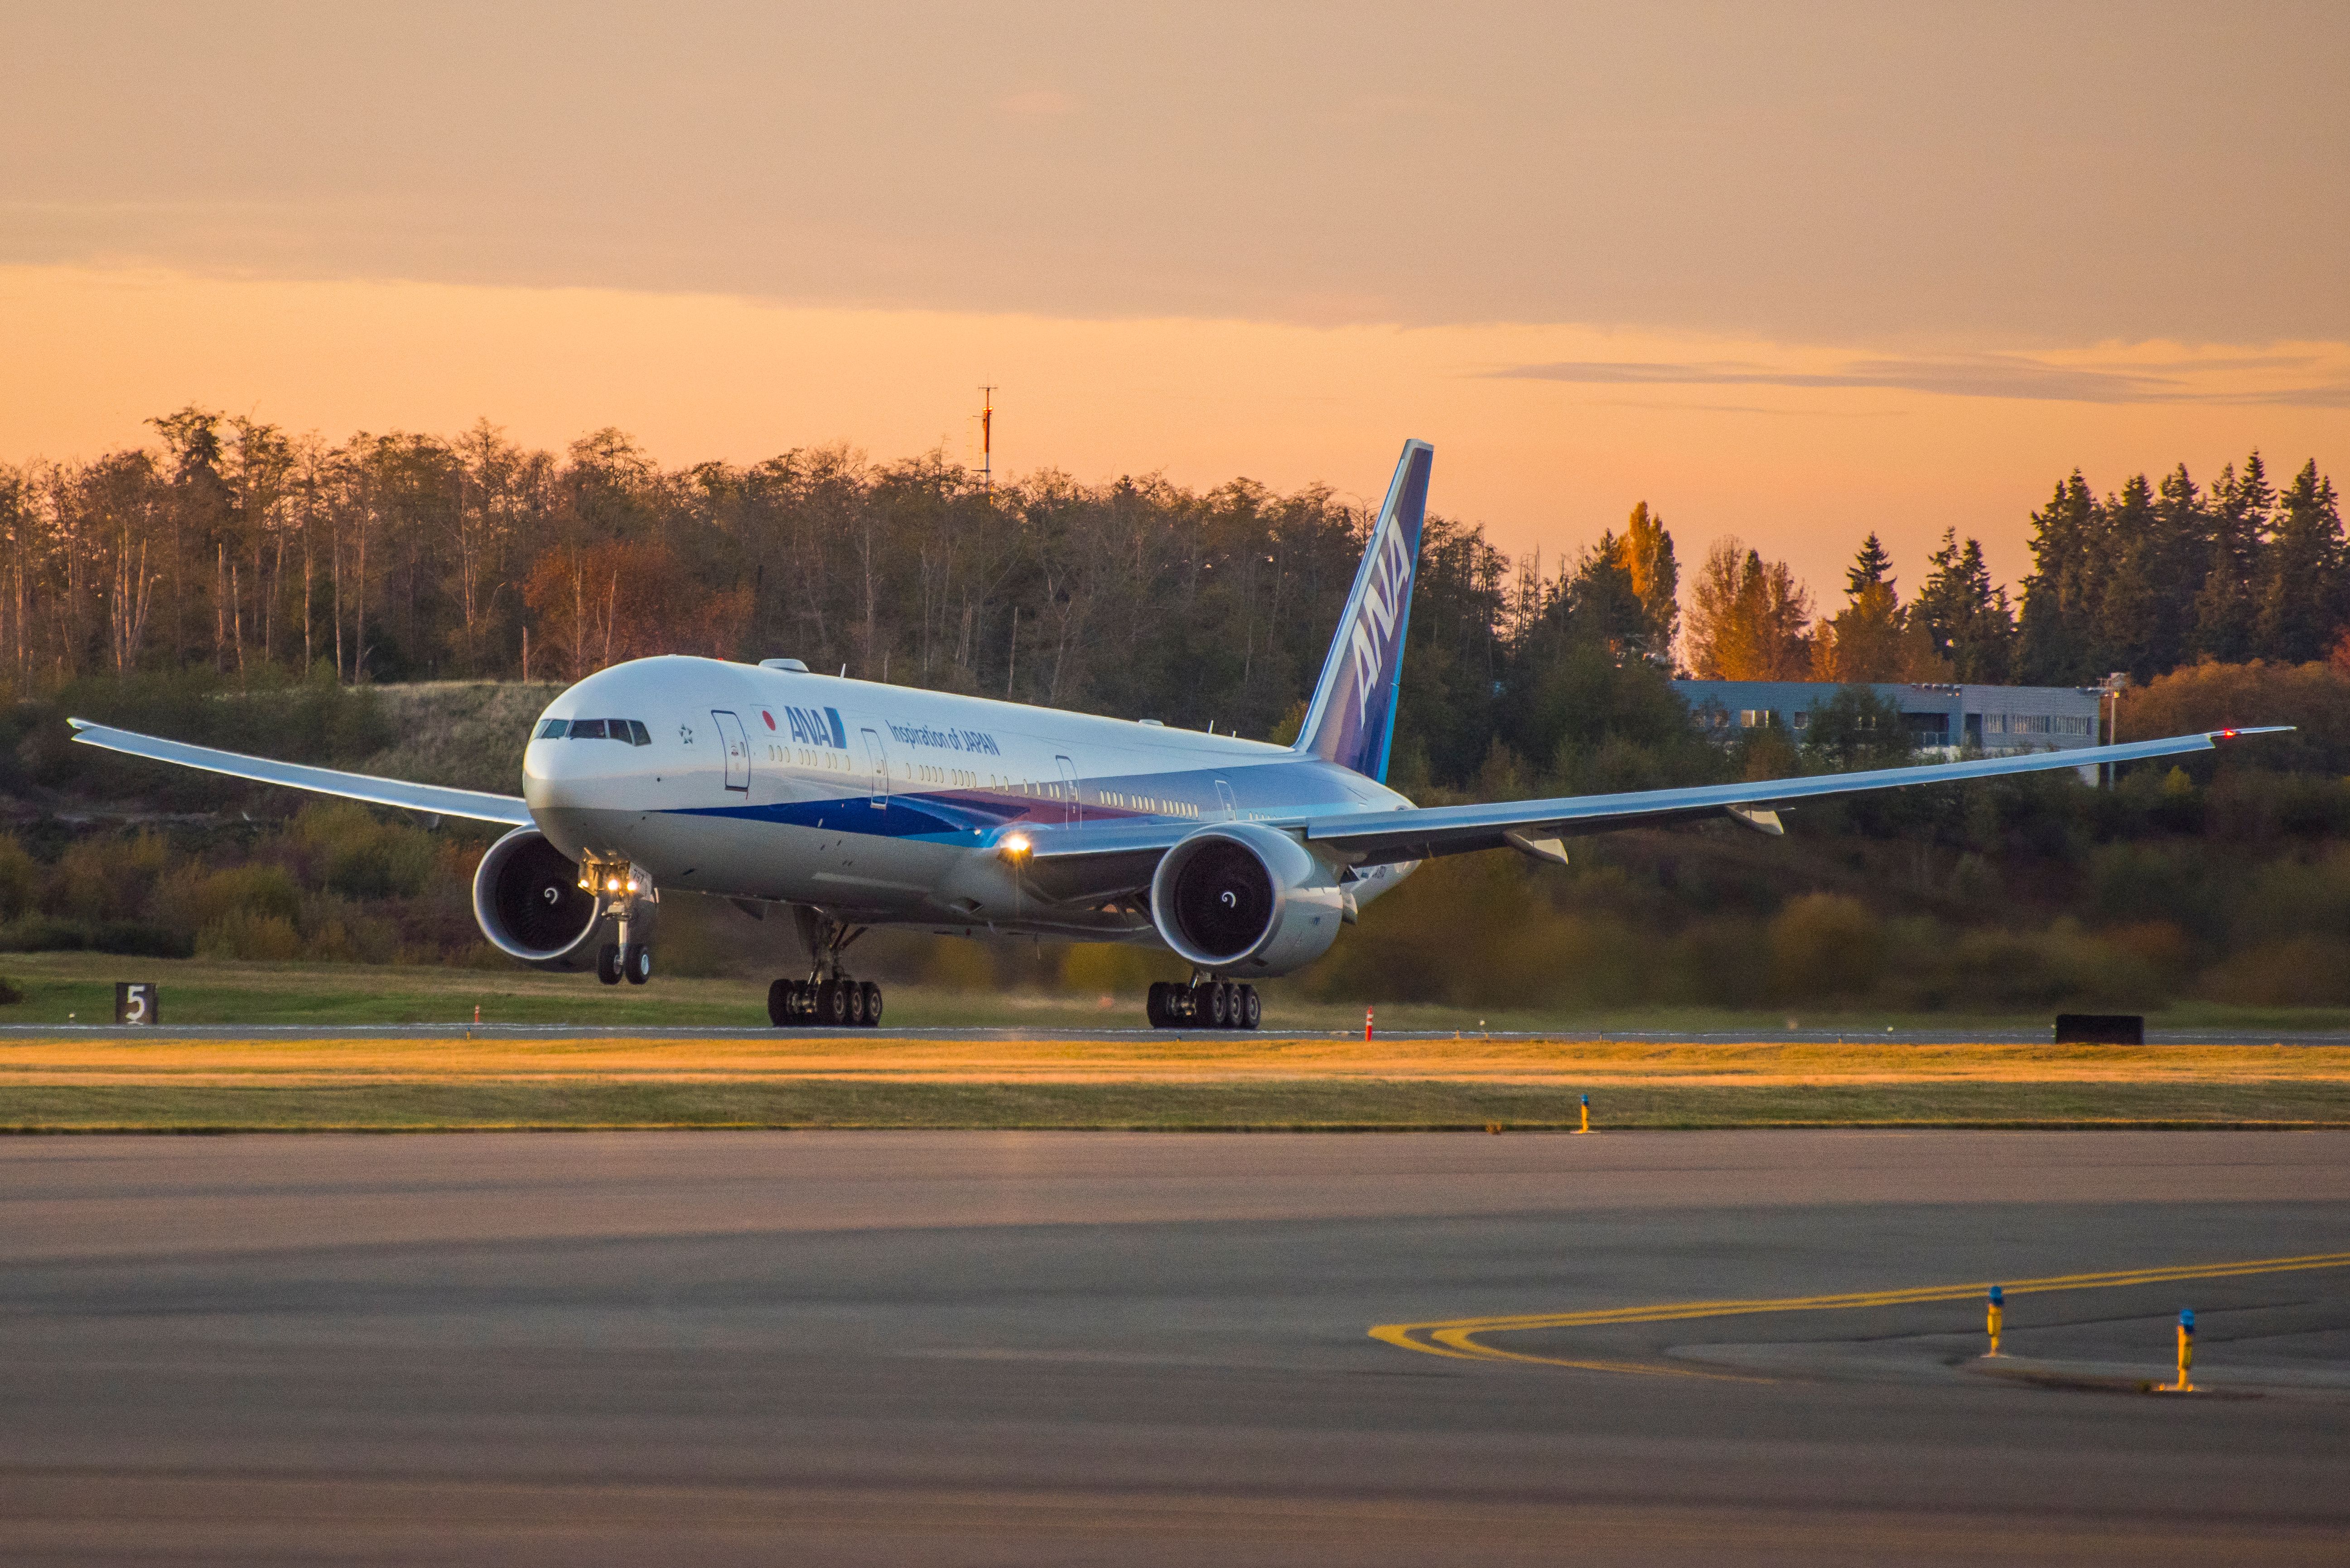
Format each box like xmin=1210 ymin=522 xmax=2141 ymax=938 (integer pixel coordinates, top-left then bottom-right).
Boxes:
xmin=1370 ymin=1249 xmax=2350 ymax=1374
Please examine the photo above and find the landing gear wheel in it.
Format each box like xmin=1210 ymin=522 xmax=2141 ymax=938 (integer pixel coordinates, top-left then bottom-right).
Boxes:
xmin=860 ymin=981 xmax=883 ymax=1028
xmin=1240 ymin=985 xmax=1261 ymax=1030
xmin=622 ymin=943 xmax=652 ymax=985
xmin=845 ymin=981 xmax=867 ymax=1027
xmin=1207 ymin=982 xmax=1230 ymax=1028
xmin=596 ymin=943 xmax=623 ymax=986
xmin=767 ymin=977 xmax=796 ymax=1027
xmin=1145 ymin=981 xmax=1170 ymax=1029
xmin=820 ymin=979 xmax=853 ymax=1028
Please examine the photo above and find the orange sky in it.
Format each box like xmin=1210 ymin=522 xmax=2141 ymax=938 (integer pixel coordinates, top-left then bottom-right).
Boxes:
xmin=5 ymin=3 xmax=2347 ymax=601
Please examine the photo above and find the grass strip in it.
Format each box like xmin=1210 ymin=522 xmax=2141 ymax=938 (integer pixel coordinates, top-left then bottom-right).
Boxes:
xmin=0 ymin=1078 xmax=2345 ymax=1131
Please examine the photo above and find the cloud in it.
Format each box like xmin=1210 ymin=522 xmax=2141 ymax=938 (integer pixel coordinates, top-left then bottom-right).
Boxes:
xmin=1489 ymin=353 xmax=2350 ymax=407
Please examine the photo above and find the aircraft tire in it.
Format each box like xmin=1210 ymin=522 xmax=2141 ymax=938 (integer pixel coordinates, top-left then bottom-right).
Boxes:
xmin=861 ymin=981 xmax=883 ymax=1027
xmin=623 ymin=944 xmax=652 ymax=985
xmin=846 ymin=981 xmax=867 ymax=1027
xmin=820 ymin=979 xmax=852 ymax=1029
xmin=596 ymin=943 xmax=623 ymax=986
xmin=1207 ymin=982 xmax=1230 ymax=1028
xmin=767 ymin=978 xmax=797 ymax=1027
xmin=1240 ymin=985 xmax=1261 ymax=1029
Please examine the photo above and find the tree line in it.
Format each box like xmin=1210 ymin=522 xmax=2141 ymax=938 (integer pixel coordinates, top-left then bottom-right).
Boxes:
xmin=1 ymin=410 xmax=2338 ymax=790
xmin=1681 ymin=451 xmax=2345 ymax=690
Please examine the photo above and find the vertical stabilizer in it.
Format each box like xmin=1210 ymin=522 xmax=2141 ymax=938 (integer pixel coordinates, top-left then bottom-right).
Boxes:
xmin=1295 ymin=440 xmax=1433 ymax=780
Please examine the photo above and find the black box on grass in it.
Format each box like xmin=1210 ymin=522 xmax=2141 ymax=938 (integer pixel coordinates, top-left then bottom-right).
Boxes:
xmin=2054 ymin=1012 xmax=2141 ymax=1045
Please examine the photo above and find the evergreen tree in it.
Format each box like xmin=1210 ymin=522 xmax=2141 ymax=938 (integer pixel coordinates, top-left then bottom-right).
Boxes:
xmin=1554 ymin=529 xmax=1650 ymax=656
xmin=2094 ymin=473 xmax=2162 ymax=681
xmin=2017 ymin=471 xmax=2103 ymax=683
xmin=1811 ymin=537 xmax=1944 ymax=682
xmin=2146 ymin=465 xmax=2208 ymax=671
xmin=2255 ymin=459 xmax=2345 ymax=664
xmin=1916 ymin=529 xmax=2017 ymax=683
xmin=2191 ymin=452 xmax=2271 ymax=664
xmin=1845 ymin=532 xmax=1893 ymax=597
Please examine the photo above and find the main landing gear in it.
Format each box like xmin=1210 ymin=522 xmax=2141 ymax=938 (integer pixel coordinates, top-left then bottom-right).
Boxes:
xmin=1146 ymin=978 xmax=1262 ymax=1030
xmin=767 ymin=909 xmax=883 ymax=1029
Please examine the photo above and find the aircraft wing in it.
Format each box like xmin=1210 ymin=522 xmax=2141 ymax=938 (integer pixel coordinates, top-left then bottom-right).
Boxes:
xmin=67 ymin=719 xmax=536 ymax=827
xmin=1303 ymin=728 xmax=2288 ymax=865
xmin=1013 ymin=727 xmax=2285 ymax=893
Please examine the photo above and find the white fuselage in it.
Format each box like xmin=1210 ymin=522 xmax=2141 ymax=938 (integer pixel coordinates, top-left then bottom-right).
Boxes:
xmin=524 ymin=657 xmax=1416 ymax=941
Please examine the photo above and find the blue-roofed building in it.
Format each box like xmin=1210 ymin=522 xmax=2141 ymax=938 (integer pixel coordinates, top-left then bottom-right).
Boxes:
xmin=1670 ymin=680 xmax=2104 ymax=756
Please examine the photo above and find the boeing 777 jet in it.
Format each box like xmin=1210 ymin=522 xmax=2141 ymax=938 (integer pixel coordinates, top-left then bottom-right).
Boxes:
xmin=69 ymin=441 xmax=2280 ymax=1029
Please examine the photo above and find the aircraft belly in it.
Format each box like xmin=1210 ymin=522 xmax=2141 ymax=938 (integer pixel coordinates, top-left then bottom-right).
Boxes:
xmin=536 ymin=804 xmax=950 ymax=915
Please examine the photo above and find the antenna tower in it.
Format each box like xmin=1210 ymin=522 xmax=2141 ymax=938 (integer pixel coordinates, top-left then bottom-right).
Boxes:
xmin=977 ymin=385 xmax=995 ymax=494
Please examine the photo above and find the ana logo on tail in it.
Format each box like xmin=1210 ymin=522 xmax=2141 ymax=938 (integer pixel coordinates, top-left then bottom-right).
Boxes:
xmin=1350 ymin=513 xmax=1416 ymax=725
xmin=1297 ymin=439 xmax=1433 ymax=780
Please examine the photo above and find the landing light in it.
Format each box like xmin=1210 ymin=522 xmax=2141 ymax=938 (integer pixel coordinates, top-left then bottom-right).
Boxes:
xmin=606 ymin=877 xmax=622 ymax=891
xmin=1002 ymin=833 xmax=1031 ymax=859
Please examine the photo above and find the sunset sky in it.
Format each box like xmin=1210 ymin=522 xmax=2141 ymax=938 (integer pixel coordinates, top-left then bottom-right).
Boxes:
xmin=5 ymin=1 xmax=2346 ymax=598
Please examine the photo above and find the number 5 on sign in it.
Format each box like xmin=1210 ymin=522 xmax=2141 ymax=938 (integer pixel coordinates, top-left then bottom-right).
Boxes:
xmin=114 ymin=982 xmax=158 ymax=1026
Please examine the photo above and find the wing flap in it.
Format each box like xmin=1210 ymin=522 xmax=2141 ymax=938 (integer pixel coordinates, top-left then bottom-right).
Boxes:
xmin=68 ymin=719 xmax=536 ymax=826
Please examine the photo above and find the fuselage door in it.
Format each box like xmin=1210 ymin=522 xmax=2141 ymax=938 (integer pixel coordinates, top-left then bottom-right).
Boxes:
xmin=1056 ymin=755 xmax=1079 ymax=826
xmin=862 ymin=728 xmax=891 ymax=807
xmin=711 ymin=710 xmax=751 ymax=794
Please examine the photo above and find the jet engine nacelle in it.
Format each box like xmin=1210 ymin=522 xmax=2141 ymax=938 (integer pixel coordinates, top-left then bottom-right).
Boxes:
xmin=472 ymin=826 xmax=604 ymax=970
xmin=1148 ymin=822 xmax=1348 ymax=976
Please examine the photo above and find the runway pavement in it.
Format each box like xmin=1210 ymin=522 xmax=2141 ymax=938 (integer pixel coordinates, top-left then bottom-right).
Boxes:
xmin=0 ymin=1130 xmax=2345 ymax=1563
xmin=6 ymin=1022 xmax=2350 ymax=1044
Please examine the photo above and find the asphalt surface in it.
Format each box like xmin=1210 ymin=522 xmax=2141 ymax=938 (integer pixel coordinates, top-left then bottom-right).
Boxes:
xmin=0 ymin=1130 xmax=2345 ymax=1564
xmin=6 ymin=1023 xmax=2350 ymax=1044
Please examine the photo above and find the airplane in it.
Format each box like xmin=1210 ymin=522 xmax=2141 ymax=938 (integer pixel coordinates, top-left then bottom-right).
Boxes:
xmin=68 ymin=440 xmax=2282 ymax=1031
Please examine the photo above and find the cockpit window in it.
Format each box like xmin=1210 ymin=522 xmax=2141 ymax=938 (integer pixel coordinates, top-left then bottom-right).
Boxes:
xmin=550 ymin=717 xmax=648 ymax=743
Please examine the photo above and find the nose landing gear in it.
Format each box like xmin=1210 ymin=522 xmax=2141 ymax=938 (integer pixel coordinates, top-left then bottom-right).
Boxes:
xmin=767 ymin=909 xmax=883 ymax=1029
xmin=582 ymin=853 xmax=656 ymax=987
xmin=1146 ymin=976 xmax=1261 ymax=1030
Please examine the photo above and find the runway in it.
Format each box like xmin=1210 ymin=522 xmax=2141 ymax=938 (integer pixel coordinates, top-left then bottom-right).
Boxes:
xmin=7 ymin=1022 xmax=2350 ymax=1045
xmin=0 ymin=1130 xmax=2345 ymax=1563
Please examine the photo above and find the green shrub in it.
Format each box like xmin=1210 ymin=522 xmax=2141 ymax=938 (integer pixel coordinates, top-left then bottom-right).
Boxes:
xmin=1767 ymin=894 xmax=1882 ymax=1001
xmin=197 ymin=909 xmax=303 ymax=962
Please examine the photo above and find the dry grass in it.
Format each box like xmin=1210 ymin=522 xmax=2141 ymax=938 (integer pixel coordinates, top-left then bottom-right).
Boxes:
xmin=0 ymin=1034 xmax=2342 ymax=1130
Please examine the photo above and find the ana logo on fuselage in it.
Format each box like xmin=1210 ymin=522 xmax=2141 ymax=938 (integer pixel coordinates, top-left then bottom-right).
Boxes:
xmin=783 ymin=705 xmax=847 ymax=749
